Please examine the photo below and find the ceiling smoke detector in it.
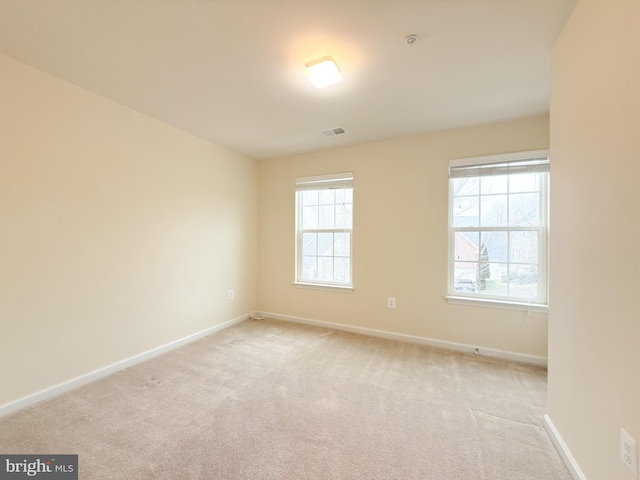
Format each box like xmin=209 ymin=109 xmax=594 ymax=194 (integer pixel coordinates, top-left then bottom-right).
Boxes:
xmin=404 ymin=34 xmax=419 ymax=47
xmin=320 ymin=127 xmax=346 ymax=137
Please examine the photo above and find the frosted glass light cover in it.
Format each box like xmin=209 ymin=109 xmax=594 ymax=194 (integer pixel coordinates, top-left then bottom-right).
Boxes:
xmin=304 ymin=56 xmax=342 ymax=88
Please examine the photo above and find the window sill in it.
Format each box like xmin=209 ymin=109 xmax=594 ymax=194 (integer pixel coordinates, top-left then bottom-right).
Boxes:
xmin=293 ymin=282 xmax=354 ymax=293
xmin=445 ymin=295 xmax=548 ymax=313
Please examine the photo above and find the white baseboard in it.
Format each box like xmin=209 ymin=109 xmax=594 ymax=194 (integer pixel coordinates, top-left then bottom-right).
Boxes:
xmin=543 ymin=414 xmax=587 ymax=480
xmin=0 ymin=314 xmax=248 ymax=419
xmin=257 ymin=311 xmax=547 ymax=367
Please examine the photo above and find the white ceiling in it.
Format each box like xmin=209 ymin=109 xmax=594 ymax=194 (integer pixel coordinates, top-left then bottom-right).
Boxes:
xmin=0 ymin=0 xmax=576 ymax=160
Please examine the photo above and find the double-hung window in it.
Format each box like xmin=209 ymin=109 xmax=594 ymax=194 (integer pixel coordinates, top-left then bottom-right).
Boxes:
xmin=448 ymin=150 xmax=549 ymax=308
xmin=295 ymin=172 xmax=353 ymax=289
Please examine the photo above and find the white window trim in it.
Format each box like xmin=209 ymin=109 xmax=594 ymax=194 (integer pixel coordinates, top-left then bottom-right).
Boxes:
xmin=449 ymin=149 xmax=550 ymax=169
xmin=447 ymin=150 xmax=549 ymax=309
xmin=292 ymin=282 xmax=354 ymax=293
xmin=444 ymin=295 xmax=548 ymax=313
xmin=294 ymin=172 xmax=354 ymax=290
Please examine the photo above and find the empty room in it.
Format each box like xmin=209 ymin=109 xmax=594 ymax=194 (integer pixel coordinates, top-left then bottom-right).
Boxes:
xmin=1 ymin=0 xmax=638 ymax=479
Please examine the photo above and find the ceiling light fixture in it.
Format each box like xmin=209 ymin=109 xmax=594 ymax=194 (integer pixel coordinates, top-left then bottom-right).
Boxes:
xmin=304 ymin=56 xmax=342 ymax=88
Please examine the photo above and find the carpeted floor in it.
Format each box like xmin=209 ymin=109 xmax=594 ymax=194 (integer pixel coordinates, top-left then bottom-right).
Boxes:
xmin=0 ymin=318 xmax=571 ymax=479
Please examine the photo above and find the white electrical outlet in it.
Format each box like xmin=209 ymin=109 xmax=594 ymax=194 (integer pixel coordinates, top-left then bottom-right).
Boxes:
xmin=387 ymin=297 xmax=396 ymax=308
xmin=228 ymin=289 xmax=234 ymax=300
xmin=621 ymin=428 xmax=638 ymax=477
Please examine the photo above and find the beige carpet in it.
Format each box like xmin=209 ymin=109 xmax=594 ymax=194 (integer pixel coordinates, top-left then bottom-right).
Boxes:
xmin=0 ymin=319 xmax=571 ymax=479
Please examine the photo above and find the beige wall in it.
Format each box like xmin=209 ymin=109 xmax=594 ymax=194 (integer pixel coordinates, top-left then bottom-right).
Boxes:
xmin=549 ymin=0 xmax=640 ymax=478
xmin=258 ymin=115 xmax=550 ymax=357
xmin=0 ymin=54 xmax=257 ymax=407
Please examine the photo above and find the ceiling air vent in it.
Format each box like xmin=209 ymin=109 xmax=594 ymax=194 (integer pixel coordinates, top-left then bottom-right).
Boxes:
xmin=320 ymin=127 xmax=346 ymax=137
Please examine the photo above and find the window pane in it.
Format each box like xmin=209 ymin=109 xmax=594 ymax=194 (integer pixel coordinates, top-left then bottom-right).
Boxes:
xmin=508 ymin=265 xmax=538 ymax=299
xmin=302 ymin=256 xmax=318 ymax=281
xmin=480 ymin=231 xmax=507 ymax=262
xmin=482 ymin=263 xmax=508 ymax=296
xmin=480 ymin=194 xmax=507 ymax=226
xmin=318 ymin=233 xmax=333 ymax=256
xmin=481 ymin=175 xmax=508 ymax=194
xmin=453 ymin=197 xmax=479 ymax=227
xmin=302 ymin=206 xmax=318 ymax=230
xmin=452 ymin=177 xmax=479 ymax=197
xmin=511 ymin=264 xmax=538 ymax=285
xmin=302 ymin=233 xmax=317 ymax=256
xmin=510 ymin=231 xmax=538 ymax=264
xmin=334 ymin=232 xmax=350 ymax=256
xmin=334 ymin=257 xmax=351 ymax=283
xmin=302 ymin=190 xmax=319 ymax=206
xmin=319 ymin=189 xmax=335 ymax=205
xmin=454 ymin=232 xmax=479 ymax=261
xmin=510 ymin=172 xmax=540 ymax=193
xmin=318 ymin=257 xmax=333 ymax=281
xmin=335 ymin=188 xmax=353 ymax=204
xmin=509 ymin=193 xmax=540 ymax=226
xmin=318 ymin=205 xmax=335 ymax=229
xmin=454 ymin=262 xmax=478 ymax=293
xmin=335 ymin=203 xmax=353 ymax=229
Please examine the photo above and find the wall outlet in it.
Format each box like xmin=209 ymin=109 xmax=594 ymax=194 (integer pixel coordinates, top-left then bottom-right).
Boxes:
xmin=621 ymin=428 xmax=638 ymax=477
xmin=387 ymin=297 xmax=396 ymax=308
xmin=228 ymin=289 xmax=234 ymax=300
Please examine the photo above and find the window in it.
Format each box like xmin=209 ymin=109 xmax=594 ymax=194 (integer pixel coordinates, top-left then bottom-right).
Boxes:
xmin=448 ymin=150 xmax=549 ymax=307
xmin=295 ymin=172 xmax=353 ymax=289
